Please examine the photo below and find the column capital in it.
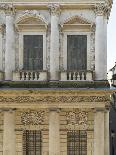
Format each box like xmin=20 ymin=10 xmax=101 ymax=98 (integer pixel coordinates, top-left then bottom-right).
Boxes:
xmin=48 ymin=3 xmax=61 ymax=16
xmin=0 ymin=3 xmax=15 ymax=15
xmin=95 ymin=3 xmax=110 ymax=16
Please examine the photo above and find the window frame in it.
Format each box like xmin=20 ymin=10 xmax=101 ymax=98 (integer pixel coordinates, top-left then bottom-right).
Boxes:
xmin=63 ymin=32 xmax=91 ymax=71
xmin=19 ymin=31 xmax=47 ymax=70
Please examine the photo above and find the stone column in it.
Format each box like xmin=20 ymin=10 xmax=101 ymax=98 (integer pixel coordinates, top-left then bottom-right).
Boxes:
xmin=104 ymin=109 xmax=110 ymax=155
xmin=49 ymin=108 xmax=60 ymax=155
xmin=3 ymin=109 xmax=16 ymax=155
xmin=94 ymin=108 xmax=104 ymax=155
xmin=5 ymin=5 xmax=15 ymax=80
xmin=95 ymin=4 xmax=107 ymax=80
xmin=49 ymin=4 xmax=60 ymax=81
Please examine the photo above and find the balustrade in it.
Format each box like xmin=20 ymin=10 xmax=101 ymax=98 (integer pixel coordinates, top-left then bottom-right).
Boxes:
xmin=13 ymin=70 xmax=48 ymax=81
xmin=60 ymin=70 xmax=94 ymax=81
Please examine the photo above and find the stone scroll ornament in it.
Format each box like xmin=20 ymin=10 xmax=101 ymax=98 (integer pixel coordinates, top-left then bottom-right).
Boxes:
xmin=66 ymin=110 xmax=88 ymax=130
xmin=21 ymin=110 xmax=45 ymax=126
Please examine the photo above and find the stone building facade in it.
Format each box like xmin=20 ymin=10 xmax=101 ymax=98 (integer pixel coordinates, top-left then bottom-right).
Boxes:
xmin=0 ymin=0 xmax=113 ymax=155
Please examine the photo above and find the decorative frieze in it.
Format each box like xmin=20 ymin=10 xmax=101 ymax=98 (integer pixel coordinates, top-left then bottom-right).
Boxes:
xmin=21 ymin=110 xmax=46 ymax=126
xmin=66 ymin=109 xmax=88 ymax=130
xmin=0 ymin=95 xmax=110 ymax=103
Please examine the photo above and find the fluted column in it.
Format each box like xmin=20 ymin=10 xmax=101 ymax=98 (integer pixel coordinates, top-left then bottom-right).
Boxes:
xmin=49 ymin=108 xmax=60 ymax=155
xmin=95 ymin=4 xmax=108 ymax=80
xmin=3 ymin=109 xmax=16 ymax=155
xmin=5 ymin=5 xmax=15 ymax=80
xmin=94 ymin=108 xmax=104 ymax=155
xmin=49 ymin=4 xmax=60 ymax=81
xmin=104 ymin=109 xmax=110 ymax=155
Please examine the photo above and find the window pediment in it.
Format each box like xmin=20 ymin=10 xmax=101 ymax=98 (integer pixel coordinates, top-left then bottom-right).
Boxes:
xmin=15 ymin=13 xmax=48 ymax=31
xmin=61 ymin=15 xmax=94 ymax=30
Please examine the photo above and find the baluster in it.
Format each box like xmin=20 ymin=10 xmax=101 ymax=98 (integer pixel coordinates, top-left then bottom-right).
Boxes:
xmin=19 ymin=72 xmax=22 ymax=80
xmin=69 ymin=72 xmax=72 ymax=80
xmin=24 ymin=72 xmax=27 ymax=80
xmin=37 ymin=72 xmax=40 ymax=80
xmin=77 ymin=72 xmax=80 ymax=80
xmin=28 ymin=72 xmax=31 ymax=80
xmin=81 ymin=72 xmax=85 ymax=80
xmin=74 ymin=72 xmax=77 ymax=80
xmin=79 ymin=72 xmax=82 ymax=80
xmin=32 ymin=72 xmax=35 ymax=80
xmin=34 ymin=72 xmax=37 ymax=81
xmin=22 ymin=72 xmax=25 ymax=80
xmin=73 ymin=72 xmax=75 ymax=80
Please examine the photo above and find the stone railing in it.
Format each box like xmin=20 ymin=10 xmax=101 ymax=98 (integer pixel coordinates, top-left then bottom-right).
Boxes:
xmin=13 ymin=70 xmax=48 ymax=81
xmin=60 ymin=70 xmax=94 ymax=81
xmin=0 ymin=71 xmax=4 ymax=81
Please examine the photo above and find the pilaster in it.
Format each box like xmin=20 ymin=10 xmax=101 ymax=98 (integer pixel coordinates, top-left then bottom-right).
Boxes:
xmin=94 ymin=108 xmax=105 ymax=155
xmin=49 ymin=108 xmax=60 ymax=155
xmin=49 ymin=4 xmax=60 ymax=80
xmin=3 ymin=109 xmax=16 ymax=155
xmin=95 ymin=3 xmax=109 ymax=80
xmin=1 ymin=4 xmax=16 ymax=80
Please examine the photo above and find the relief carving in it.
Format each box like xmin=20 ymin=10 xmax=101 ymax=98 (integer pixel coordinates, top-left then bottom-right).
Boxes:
xmin=95 ymin=3 xmax=111 ymax=16
xmin=0 ymin=3 xmax=15 ymax=14
xmin=66 ymin=110 xmax=88 ymax=130
xmin=21 ymin=110 xmax=46 ymax=126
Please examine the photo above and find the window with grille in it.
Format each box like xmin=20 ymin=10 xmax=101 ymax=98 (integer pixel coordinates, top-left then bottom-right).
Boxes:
xmin=23 ymin=130 xmax=42 ymax=155
xmin=67 ymin=130 xmax=87 ymax=155
xmin=23 ymin=35 xmax=43 ymax=70
xmin=67 ymin=35 xmax=87 ymax=70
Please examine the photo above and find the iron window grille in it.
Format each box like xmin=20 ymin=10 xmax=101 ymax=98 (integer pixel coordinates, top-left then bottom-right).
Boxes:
xmin=23 ymin=130 xmax=42 ymax=155
xmin=67 ymin=130 xmax=87 ymax=155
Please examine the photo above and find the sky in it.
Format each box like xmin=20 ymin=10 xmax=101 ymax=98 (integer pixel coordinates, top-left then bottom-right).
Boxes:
xmin=107 ymin=0 xmax=116 ymax=71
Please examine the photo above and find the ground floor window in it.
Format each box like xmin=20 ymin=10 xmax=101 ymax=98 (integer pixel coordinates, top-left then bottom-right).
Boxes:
xmin=67 ymin=130 xmax=87 ymax=155
xmin=23 ymin=130 xmax=42 ymax=155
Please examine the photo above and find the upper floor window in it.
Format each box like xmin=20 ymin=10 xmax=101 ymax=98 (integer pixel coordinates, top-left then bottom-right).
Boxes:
xmin=67 ymin=130 xmax=87 ymax=155
xmin=23 ymin=35 xmax=43 ymax=70
xmin=23 ymin=130 xmax=42 ymax=155
xmin=67 ymin=35 xmax=87 ymax=70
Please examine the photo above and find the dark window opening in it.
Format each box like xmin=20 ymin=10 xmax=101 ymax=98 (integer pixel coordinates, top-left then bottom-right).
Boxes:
xmin=23 ymin=130 xmax=42 ymax=155
xmin=67 ymin=130 xmax=87 ymax=155
xmin=23 ymin=35 xmax=43 ymax=70
xmin=67 ymin=35 xmax=87 ymax=70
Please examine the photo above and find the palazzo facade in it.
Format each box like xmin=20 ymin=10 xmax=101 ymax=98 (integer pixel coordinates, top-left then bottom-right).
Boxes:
xmin=0 ymin=0 xmax=113 ymax=155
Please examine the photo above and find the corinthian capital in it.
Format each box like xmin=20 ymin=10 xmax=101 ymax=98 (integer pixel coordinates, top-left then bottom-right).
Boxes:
xmin=0 ymin=3 xmax=15 ymax=15
xmin=95 ymin=3 xmax=109 ymax=16
xmin=48 ymin=3 xmax=61 ymax=16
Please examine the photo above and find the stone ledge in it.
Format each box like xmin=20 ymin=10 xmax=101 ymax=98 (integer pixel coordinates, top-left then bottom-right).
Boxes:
xmin=0 ymin=80 xmax=110 ymax=88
